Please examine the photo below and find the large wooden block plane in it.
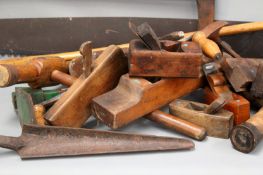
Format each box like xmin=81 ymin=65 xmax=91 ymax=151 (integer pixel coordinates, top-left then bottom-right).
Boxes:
xmin=129 ymin=39 xmax=203 ymax=78
xmin=92 ymin=74 xmax=203 ymax=129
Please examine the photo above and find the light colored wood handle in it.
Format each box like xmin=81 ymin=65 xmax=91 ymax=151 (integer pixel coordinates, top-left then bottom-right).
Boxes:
xmin=0 ymin=43 xmax=129 ymax=65
xmin=219 ymin=22 xmax=263 ymax=36
xmin=147 ymin=110 xmax=206 ymax=140
xmin=51 ymin=70 xmax=77 ymax=87
xmin=192 ymin=31 xmax=221 ymax=59
xmin=34 ymin=104 xmax=47 ymax=126
xmin=247 ymin=108 xmax=263 ymax=133
xmin=0 ymin=63 xmax=39 ymax=87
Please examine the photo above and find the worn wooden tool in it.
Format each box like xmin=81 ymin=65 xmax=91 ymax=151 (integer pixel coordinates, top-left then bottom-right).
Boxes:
xmin=0 ymin=43 xmax=129 ymax=65
xmin=129 ymin=22 xmax=161 ymax=50
xmin=0 ymin=56 xmax=69 ymax=88
xmin=231 ymin=107 xmax=263 ymax=153
xmin=92 ymin=74 xmax=202 ymax=129
xmin=204 ymin=87 xmax=249 ymax=125
xmin=129 ymin=39 xmax=203 ymax=78
xmin=159 ymin=31 xmax=184 ymax=41
xmin=202 ymin=61 xmax=250 ymax=125
xmin=68 ymin=46 xmax=105 ymax=78
xmin=147 ymin=110 xmax=206 ymax=140
xmin=13 ymin=87 xmax=64 ymax=126
xmin=41 ymin=70 xmax=206 ymax=140
xmin=51 ymin=70 xmax=77 ymax=87
xmin=204 ymin=94 xmax=232 ymax=114
xmin=219 ymin=21 xmax=263 ymax=36
xmin=196 ymin=0 xmax=241 ymax=60
xmin=169 ymin=99 xmax=233 ymax=139
xmin=44 ymin=45 xmax=128 ymax=127
xmin=181 ymin=21 xmax=263 ymax=41
xmin=221 ymin=57 xmax=263 ymax=92
xmin=0 ymin=124 xmax=194 ymax=159
xmin=12 ymin=87 xmax=65 ymax=111
xmin=192 ymin=21 xmax=228 ymax=60
xmin=79 ymin=41 xmax=93 ymax=77
xmin=196 ymin=0 xmax=215 ymax=30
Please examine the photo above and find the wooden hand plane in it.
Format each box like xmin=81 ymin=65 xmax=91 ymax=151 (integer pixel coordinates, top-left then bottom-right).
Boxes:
xmin=44 ymin=45 xmax=128 ymax=127
xmin=169 ymin=99 xmax=233 ymax=138
xmin=92 ymin=74 xmax=203 ymax=129
xmin=129 ymin=39 xmax=203 ymax=78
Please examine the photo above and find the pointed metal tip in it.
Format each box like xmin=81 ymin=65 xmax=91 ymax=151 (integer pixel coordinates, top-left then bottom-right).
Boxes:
xmin=15 ymin=125 xmax=196 ymax=159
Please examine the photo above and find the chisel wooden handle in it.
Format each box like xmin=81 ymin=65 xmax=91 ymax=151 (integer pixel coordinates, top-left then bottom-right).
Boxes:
xmin=231 ymin=107 xmax=263 ymax=153
xmin=147 ymin=110 xmax=206 ymax=140
xmin=192 ymin=31 xmax=222 ymax=60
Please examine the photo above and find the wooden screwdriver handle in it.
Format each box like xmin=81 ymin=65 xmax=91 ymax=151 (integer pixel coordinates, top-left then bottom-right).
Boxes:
xmin=192 ymin=31 xmax=222 ymax=60
xmin=147 ymin=110 xmax=206 ymax=141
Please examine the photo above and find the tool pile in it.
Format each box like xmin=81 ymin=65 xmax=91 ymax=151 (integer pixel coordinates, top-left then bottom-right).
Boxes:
xmin=1 ymin=3 xmax=263 ymax=160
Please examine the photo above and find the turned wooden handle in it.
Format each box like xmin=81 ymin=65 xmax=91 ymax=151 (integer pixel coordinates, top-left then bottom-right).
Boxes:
xmin=147 ymin=110 xmax=206 ymax=141
xmin=51 ymin=70 xmax=77 ymax=87
xmin=219 ymin=22 xmax=263 ymax=36
xmin=0 ymin=57 xmax=69 ymax=88
xmin=192 ymin=31 xmax=221 ymax=60
xmin=0 ymin=63 xmax=39 ymax=87
xmin=0 ymin=43 xmax=129 ymax=66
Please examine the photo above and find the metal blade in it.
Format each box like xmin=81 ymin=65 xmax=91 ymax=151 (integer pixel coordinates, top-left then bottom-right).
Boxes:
xmin=0 ymin=125 xmax=194 ymax=159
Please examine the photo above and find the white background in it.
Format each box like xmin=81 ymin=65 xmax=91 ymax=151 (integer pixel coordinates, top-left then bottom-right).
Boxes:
xmin=0 ymin=86 xmax=262 ymax=175
xmin=0 ymin=0 xmax=262 ymax=21
xmin=0 ymin=0 xmax=263 ymax=175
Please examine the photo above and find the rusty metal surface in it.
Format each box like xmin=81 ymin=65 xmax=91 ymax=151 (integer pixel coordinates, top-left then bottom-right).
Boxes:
xmin=0 ymin=124 xmax=194 ymax=159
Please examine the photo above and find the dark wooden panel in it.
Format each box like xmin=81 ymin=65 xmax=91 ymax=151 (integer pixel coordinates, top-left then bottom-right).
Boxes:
xmin=0 ymin=17 xmax=263 ymax=58
xmin=0 ymin=17 xmax=198 ymax=55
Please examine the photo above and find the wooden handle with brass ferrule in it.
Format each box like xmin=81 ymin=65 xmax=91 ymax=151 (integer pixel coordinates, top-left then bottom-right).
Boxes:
xmin=192 ymin=31 xmax=222 ymax=60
